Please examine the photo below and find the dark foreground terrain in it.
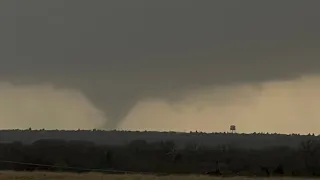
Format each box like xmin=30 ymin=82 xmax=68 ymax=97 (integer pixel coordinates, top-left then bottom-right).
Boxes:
xmin=0 ymin=130 xmax=320 ymax=177
xmin=0 ymin=171 xmax=314 ymax=180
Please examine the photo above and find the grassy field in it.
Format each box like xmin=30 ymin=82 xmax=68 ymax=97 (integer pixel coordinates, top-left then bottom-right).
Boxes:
xmin=0 ymin=171 xmax=319 ymax=180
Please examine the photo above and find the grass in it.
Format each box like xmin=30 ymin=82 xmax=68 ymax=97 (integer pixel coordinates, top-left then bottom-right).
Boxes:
xmin=0 ymin=171 xmax=319 ymax=180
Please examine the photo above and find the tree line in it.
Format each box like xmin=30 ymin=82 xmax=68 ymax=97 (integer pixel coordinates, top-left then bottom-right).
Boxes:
xmin=0 ymin=129 xmax=317 ymax=148
xmin=0 ymin=138 xmax=320 ymax=177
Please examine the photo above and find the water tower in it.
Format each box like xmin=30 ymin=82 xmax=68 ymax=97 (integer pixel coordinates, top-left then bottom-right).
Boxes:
xmin=230 ymin=125 xmax=236 ymax=133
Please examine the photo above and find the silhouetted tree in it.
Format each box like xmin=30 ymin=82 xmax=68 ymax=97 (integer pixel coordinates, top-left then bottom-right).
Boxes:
xmin=273 ymin=164 xmax=284 ymax=175
xmin=260 ymin=166 xmax=270 ymax=177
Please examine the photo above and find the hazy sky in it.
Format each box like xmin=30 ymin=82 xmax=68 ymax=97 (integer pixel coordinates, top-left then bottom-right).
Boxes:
xmin=1 ymin=1 xmax=320 ymax=133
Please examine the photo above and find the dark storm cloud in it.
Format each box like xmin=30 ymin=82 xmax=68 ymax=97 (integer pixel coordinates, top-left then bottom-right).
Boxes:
xmin=1 ymin=0 xmax=320 ymax=129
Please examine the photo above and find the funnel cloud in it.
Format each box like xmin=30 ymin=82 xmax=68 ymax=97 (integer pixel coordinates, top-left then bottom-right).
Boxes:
xmin=1 ymin=1 xmax=320 ymax=132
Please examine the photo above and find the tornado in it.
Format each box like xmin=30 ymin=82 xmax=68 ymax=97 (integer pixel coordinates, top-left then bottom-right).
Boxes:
xmin=2 ymin=0 xmax=320 ymax=133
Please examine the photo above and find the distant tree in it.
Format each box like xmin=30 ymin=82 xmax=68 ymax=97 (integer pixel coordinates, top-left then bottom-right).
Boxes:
xmin=300 ymin=140 xmax=320 ymax=172
xmin=273 ymin=164 xmax=284 ymax=176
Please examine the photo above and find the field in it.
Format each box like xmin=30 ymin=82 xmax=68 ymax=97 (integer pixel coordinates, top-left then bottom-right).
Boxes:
xmin=0 ymin=171 xmax=318 ymax=180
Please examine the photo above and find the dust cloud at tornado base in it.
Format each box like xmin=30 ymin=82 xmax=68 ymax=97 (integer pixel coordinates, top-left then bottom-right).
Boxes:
xmin=1 ymin=74 xmax=320 ymax=134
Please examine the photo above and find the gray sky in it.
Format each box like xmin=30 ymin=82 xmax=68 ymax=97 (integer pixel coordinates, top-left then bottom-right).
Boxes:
xmin=1 ymin=1 xmax=320 ymax=132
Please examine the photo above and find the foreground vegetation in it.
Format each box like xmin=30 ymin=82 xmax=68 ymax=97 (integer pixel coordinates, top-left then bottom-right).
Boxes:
xmin=0 ymin=171 xmax=318 ymax=180
xmin=0 ymin=137 xmax=320 ymax=177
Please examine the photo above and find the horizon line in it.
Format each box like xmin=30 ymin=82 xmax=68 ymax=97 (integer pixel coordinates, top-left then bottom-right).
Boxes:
xmin=0 ymin=129 xmax=317 ymax=136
